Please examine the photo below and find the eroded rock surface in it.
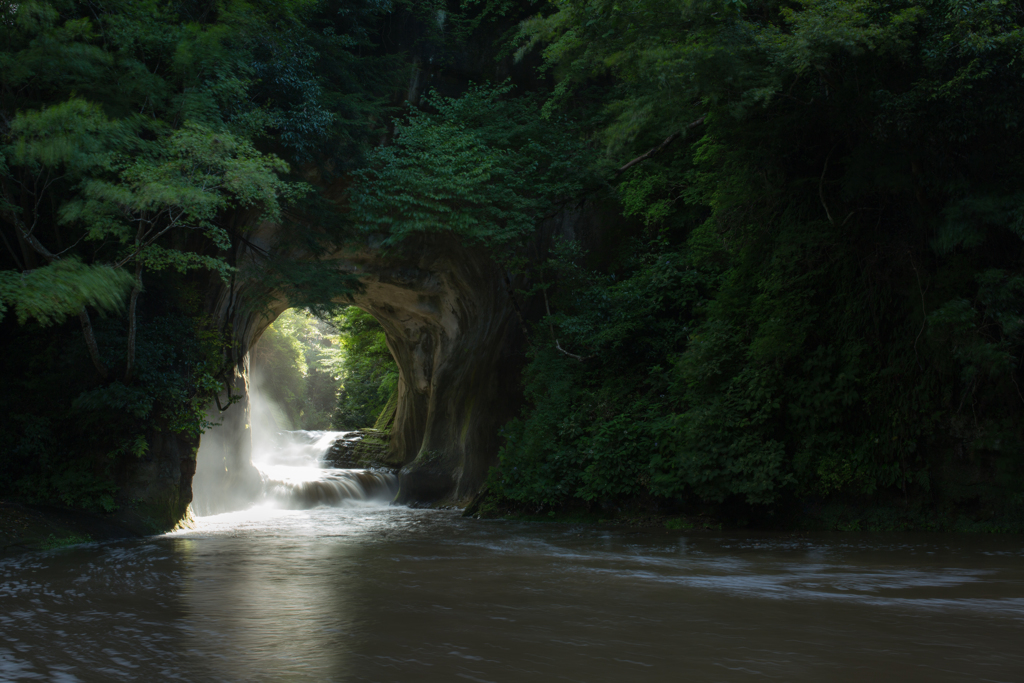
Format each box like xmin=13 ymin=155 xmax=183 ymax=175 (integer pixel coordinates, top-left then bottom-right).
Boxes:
xmin=184 ymin=232 xmax=530 ymax=518
xmin=337 ymin=235 xmax=527 ymax=503
xmin=322 ymin=431 xmax=393 ymax=470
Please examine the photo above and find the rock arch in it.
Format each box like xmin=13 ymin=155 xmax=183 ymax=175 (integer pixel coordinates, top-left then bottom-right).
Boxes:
xmin=186 ymin=231 xmax=529 ymax=516
xmin=121 ymin=200 xmax=599 ymax=526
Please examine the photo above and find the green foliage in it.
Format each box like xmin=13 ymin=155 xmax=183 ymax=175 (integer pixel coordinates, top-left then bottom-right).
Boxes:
xmin=1 ymin=0 xmax=396 ymax=320
xmin=252 ymin=314 xmax=309 ymax=428
xmin=494 ymin=247 xmax=714 ymax=504
xmin=0 ymin=0 xmax=398 ymax=513
xmin=0 ymin=258 xmax=132 ymax=325
xmin=325 ymin=307 xmax=398 ymax=430
xmin=250 ymin=307 xmax=397 ymax=431
xmin=491 ymin=0 xmax=1024 ymax=522
xmin=251 ymin=308 xmax=340 ymax=430
xmin=350 ymin=83 xmax=593 ymax=252
xmin=6 ymin=95 xmax=307 ymax=291
xmin=0 ymin=302 xmax=226 ymax=510
xmin=65 ymin=312 xmax=226 ymax=443
xmin=40 ymin=532 xmax=92 ymax=549
xmin=0 ymin=1 xmax=322 ymax=334
xmin=61 ymin=119 xmax=306 ymax=280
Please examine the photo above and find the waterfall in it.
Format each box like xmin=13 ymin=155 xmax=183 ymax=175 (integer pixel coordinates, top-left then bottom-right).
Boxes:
xmin=252 ymin=430 xmax=399 ymax=509
xmin=254 ymin=430 xmax=348 ymax=478
xmin=262 ymin=469 xmax=398 ymax=509
xmin=189 ymin=430 xmax=397 ymax=515
xmin=253 ymin=430 xmax=398 ymax=509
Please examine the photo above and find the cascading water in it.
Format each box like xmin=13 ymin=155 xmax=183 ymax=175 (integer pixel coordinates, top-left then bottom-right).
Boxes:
xmin=192 ymin=367 xmax=398 ymax=515
xmin=253 ymin=430 xmax=398 ymax=509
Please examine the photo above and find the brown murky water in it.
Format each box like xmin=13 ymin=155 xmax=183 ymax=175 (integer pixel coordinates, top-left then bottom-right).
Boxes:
xmin=2 ymin=504 xmax=1023 ymax=682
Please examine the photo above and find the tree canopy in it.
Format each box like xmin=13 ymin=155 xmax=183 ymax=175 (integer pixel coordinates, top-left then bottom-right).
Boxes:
xmin=3 ymin=0 xmax=1024 ymax=529
xmin=482 ymin=0 xmax=1024 ymax=529
xmin=0 ymin=0 xmax=398 ymax=510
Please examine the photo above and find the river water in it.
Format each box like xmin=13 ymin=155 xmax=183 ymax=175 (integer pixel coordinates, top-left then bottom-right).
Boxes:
xmin=2 ymin=435 xmax=1023 ymax=682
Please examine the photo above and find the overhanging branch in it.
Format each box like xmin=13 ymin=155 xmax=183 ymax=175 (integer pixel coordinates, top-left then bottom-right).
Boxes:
xmin=615 ymin=116 xmax=707 ymax=177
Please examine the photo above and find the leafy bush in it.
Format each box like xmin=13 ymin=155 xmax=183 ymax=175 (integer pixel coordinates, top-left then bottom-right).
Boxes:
xmin=491 ymin=0 xmax=1024 ymax=522
xmin=325 ymin=308 xmax=399 ymax=431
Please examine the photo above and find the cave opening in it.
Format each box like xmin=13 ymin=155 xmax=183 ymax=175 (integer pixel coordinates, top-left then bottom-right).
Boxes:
xmin=192 ymin=305 xmax=402 ymax=515
xmin=248 ymin=306 xmax=398 ymax=435
xmin=185 ymin=236 xmax=530 ymax=518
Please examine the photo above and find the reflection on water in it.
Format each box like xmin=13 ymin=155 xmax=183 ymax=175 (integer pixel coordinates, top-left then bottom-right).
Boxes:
xmin=2 ymin=506 xmax=1024 ymax=682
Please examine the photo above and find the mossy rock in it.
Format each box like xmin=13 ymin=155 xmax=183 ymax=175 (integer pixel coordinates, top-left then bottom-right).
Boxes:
xmin=323 ymin=430 xmax=397 ymax=470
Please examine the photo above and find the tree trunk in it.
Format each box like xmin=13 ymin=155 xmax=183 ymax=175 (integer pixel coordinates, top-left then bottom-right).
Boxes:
xmin=78 ymin=306 xmax=108 ymax=380
xmin=123 ymin=261 xmax=143 ymax=384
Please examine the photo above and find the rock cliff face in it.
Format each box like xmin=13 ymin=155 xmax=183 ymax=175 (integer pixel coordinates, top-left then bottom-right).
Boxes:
xmin=115 ymin=417 xmax=199 ymax=532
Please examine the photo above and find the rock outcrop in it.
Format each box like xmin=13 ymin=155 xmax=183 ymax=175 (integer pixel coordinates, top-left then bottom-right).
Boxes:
xmin=322 ymin=431 xmax=394 ymax=470
xmin=336 ymin=235 xmax=528 ymax=503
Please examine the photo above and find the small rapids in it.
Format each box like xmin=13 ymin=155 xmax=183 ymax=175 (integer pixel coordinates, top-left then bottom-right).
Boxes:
xmin=254 ymin=430 xmax=397 ymax=509
xmin=263 ymin=470 xmax=397 ymax=509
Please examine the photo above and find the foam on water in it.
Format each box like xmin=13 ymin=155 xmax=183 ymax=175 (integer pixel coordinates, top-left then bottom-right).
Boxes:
xmin=252 ymin=430 xmax=397 ymax=509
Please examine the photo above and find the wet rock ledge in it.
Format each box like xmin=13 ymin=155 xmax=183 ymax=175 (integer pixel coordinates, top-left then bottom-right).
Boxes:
xmin=323 ymin=430 xmax=400 ymax=472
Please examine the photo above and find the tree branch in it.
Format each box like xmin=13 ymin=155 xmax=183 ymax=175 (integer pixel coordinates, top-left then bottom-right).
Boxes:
xmin=542 ymin=284 xmax=590 ymax=362
xmin=113 ymin=211 xmax=186 ymax=268
xmin=236 ymin=233 xmax=271 ymax=258
xmin=615 ymin=116 xmax=707 ymax=177
xmin=13 ymin=214 xmax=56 ymax=262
